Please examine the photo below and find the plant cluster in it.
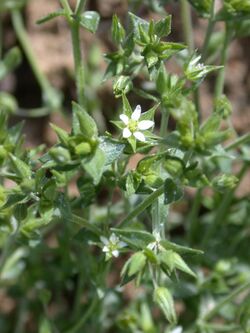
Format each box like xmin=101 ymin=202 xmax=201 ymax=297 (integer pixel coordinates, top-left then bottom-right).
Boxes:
xmin=0 ymin=0 xmax=250 ymax=332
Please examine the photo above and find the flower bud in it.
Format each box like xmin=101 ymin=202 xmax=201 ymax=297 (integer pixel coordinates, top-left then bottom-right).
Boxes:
xmin=212 ymin=174 xmax=238 ymax=192
xmin=74 ymin=142 xmax=92 ymax=156
xmin=113 ymin=75 xmax=133 ymax=97
xmin=163 ymin=159 xmax=183 ymax=177
xmin=49 ymin=146 xmax=71 ymax=164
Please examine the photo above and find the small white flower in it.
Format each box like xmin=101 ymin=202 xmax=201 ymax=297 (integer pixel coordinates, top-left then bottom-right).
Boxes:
xmin=170 ymin=327 xmax=183 ymax=333
xmin=147 ymin=231 xmax=162 ymax=252
xmin=186 ymin=54 xmax=211 ymax=80
xmin=100 ymin=233 xmax=127 ymax=260
xmin=120 ymin=105 xmax=154 ymax=142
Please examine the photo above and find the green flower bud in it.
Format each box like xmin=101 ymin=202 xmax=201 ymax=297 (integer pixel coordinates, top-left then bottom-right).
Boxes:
xmin=163 ymin=159 xmax=183 ymax=177
xmin=143 ymin=172 xmax=163 ymax=188
xmin=214 ymin=95 xmax=232 ymax=119
xmin=74 ymin=142 xmax=92 ymax=156
xmin=49 ymin=146 xmax=71 ymax=164
xmin=212 ymin=174 xmax=238 ymax=192
xmin=113 ymin=75 xmax=133 ymax=97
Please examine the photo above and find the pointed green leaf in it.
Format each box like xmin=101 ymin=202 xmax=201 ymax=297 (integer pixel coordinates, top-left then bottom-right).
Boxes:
xmin=160 ymin=239 xmax=203 ymax=255
xmin=9 ymin=154 xmax=32 ymax=179
xmin=112 ymin=14 xmax=125 ymax=44
xmin=99 ymin=137 xmax=125 ymax=166
xmin=72 ymin=102 xmax=98 ymax=137
xmin=82 ymin=146 xmax=106 ymax=185
xmin=50 ymin=123 xmax=69 ymax=146
xmin=164 ymin=178 xmax=183 ymax=204
xmin=111 ymin=228 xmax=155 ymax=249
xmin=154 ymin=16 xmax=172 ymax=38
xmin=79 ymin=11 xmax=100 ymax=33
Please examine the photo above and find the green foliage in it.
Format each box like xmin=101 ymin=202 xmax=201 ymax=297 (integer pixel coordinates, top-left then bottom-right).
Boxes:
xmin=0 ymin=0 xmax=250 ymax=332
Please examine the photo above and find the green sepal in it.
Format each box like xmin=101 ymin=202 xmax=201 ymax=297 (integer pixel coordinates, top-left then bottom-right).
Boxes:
xmin=72 ymin=102 xmax=98 ymax=137
xmin=9 ymin=154 xmax=32 ymax=179
xmin=153 ymin=287 xmax=177 ymax=324
xmin=50 ymin=123 xmax=69 ymax=147
xmin=112 ymin=14 xmax=125 ymax=45
xmin=154 ymin=16 xmax=172 ymax=38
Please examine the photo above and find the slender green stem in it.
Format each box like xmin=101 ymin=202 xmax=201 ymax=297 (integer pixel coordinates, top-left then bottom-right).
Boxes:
xmin=14 ymin=300 xmax=27 ymax=333
xmin=225 ymin=133 xmax=250 ymax=151
xmin=0 ymin=233 xmax=17 ymax=273
xmin=0 ymin=16 xmax=3 ymax=59
xmin=65 ymin=297 xmax=98 ymax=333
xmin=187 ymin=188 xmax=202 ymax=245
xmin=204 ymin=280 xmax=250 ymax=321
xmin=119 ymin=185 xmax=165 ymax=227
xmin=75 ymin=0 xmax=86 ymax=15
xmin=180 ymin=0 xmax=203 ymax=118
xmin=11 ymin=10 xmax=61 ymax=110
xmin=159 ymin=106 xmax=169 ymax=143
xmin=60 ymin=0 xmax=72 ymax=14
xmin=59 ymin=0 xmax=86 ymax=107
xmin=180 ymin=0 xmax=194 ymax=53
xmin=215 ymin=24 xmax=232 ymax=100
xmin=70 ymin=20 xmax=86 ymax=107
xmin=201 ymin=0 xmax=215 ymax=61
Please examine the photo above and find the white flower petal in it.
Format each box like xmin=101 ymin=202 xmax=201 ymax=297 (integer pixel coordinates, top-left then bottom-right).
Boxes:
xmin=123 ymin=127 xmax=132 ymax=138
xmin=118 ymin=241 xmax=127 ymax=248
xmin=147 ymin=242 xmax=156 ymax=250
xmin=131 ymin=105 xmax=141 ymax=120
xmin=119 ymin=114 xmax=129 ymax=125
xmin=190 ymin=55 xmax=201 ymax=66
xmin=110 ymin=233 xmax=118 ymax=243
xmin=133 ymin=131 xmax=146 ymax=142
xmin=112 ymin=250 xmax=119 ymax=257
xmin=138 ymin=120 xmax=154 ymax=130
xmin=102 ymin=246 xmax=109 ymax=252
xmin=100 ymin=236 xmax=109 ymax=245
xmin=171 ymin=327 xmax=183 ymax=333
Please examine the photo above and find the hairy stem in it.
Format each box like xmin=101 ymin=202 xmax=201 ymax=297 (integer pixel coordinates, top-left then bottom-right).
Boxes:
xmin=215 ymin=23 xmax=232 ymax=100
xmin=70 ymin=20 xmax=86 ymax=107
xmin=201 ymin=0 xmax=215 ymax=61
xmin=120 ymin=185 xmax=165 ymax=227
xmin=187 ymin=188 xmax=202 ymax=245
xmin=75 ymin=0 xmax=86 ymax=15
xmin=65 ymin=297 xmax=98 ymax=333
xmin=180 ymin=0 xmax=194 ymax=53
xmin=225 ymin=132 xmax=250 ymax=151
xmin=59 ymin=0 xmax=72 ymax=14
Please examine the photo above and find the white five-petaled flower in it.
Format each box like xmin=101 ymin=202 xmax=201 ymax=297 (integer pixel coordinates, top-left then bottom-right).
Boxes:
xmin=187 ymin=55 xmax=207 ymax=79
xmin=147 ymin=231 xmax=162 ymax=252
xmin=120 ymin=105 xmax=154 ymax=142
xmin=100 ymin=233 xmax=127 ymax=260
